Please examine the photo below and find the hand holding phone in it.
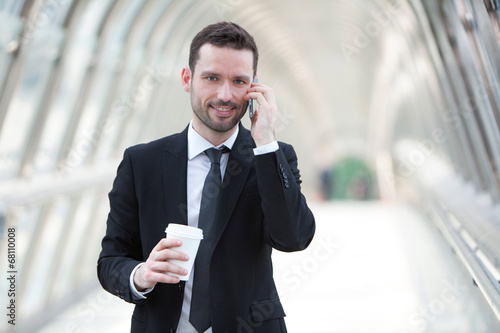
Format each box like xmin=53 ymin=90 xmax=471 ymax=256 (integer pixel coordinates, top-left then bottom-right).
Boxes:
xmin=247 ymin=78 xmax=278 ymax=147
xmin=249 ymin=77 xmax=258 ymax=118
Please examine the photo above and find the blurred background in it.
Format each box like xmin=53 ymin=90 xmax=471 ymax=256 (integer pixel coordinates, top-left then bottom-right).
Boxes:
xmin=1 ymin=0 xmax=500 ymax=332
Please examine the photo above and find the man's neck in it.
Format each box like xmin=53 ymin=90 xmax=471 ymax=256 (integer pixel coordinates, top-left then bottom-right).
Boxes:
xmin=191 ymin=119 xmax=238 ymax=147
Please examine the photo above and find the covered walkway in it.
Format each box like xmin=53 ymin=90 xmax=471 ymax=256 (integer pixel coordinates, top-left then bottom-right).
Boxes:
xmin=37 ymin=202 xmax=500 ymax=333
xmin=2 ymin=1 xmax=500 ymax=332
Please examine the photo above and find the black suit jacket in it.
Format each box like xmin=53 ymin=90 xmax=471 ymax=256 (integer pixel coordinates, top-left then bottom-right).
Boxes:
xmin=97 ymin=123 xmax=315 ymax=333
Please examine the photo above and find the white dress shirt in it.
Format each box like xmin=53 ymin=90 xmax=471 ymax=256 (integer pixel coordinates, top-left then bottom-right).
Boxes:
xmin=130 ymin=121 xmax=278 ymax=332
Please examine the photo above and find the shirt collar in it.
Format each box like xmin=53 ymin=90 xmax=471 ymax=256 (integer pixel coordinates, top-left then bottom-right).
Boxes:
xmin=187 ymin=120 xmax=239 ymax=160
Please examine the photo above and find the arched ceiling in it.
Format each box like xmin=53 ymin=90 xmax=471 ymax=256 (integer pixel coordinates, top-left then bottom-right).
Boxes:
xmin=131 ymin=0 xmax=416 ymax=195
xmin=0 ymin=0 xmax=424 ymax=198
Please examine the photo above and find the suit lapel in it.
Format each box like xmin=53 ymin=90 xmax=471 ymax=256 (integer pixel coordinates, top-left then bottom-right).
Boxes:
xmin=162 ymin=126 xmax=189 ymax=225
xmin=162 ymin=123 xmax=255 ymax=248
xmin=211 ymin=125 xmax=255 ymax=247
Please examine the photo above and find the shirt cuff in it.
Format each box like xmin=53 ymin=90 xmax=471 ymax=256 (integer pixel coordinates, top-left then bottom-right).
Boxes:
xmin=253 ymin=141 xmax=279 ymax=155
xmin=130 ymin=263 xmax=154 ymax=299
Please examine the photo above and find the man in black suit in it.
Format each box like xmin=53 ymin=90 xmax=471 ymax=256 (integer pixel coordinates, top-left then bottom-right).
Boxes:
xmin=97 ymin=21 xmax=315 ymax=333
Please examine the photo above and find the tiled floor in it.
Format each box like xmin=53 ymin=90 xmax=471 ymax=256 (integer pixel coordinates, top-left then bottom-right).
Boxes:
xmin=37 ymin=202 xmax=500 ymax=332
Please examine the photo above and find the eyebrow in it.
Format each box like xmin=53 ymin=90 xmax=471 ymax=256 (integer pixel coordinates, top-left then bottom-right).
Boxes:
xmin=234 ymin=75 xmax=252 ymax=82
xmin=200 ymin=71 xmax=251 ymax=82
xmin=200 ymin=71 xmax=219 ymax=77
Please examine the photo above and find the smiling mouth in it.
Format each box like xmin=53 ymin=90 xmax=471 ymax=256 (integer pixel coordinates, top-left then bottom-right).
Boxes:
xmin=213 ymin=106 xmax=234 ymax=112
xmin=210 ymin=105 xmax=237 ymax=117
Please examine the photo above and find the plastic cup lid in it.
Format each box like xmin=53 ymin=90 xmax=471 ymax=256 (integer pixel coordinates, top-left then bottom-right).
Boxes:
xmin=165 ymin=223 xmax=203 ymax=239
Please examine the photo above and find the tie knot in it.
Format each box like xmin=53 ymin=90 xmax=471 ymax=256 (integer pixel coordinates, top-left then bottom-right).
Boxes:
xmin=205 ymin=147 xmax=228 ymax=164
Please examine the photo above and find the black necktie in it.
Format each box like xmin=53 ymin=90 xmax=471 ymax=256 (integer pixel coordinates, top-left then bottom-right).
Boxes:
xmin=190 ymin=147 xmax=228 ymax=332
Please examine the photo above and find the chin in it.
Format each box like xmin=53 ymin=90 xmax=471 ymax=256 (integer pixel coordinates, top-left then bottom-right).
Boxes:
xmin=210 ymin=117 xmax=240 ymax=133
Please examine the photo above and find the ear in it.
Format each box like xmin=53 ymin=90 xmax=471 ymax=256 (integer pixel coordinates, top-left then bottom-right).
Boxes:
xmin=181 ymin=67 xmax=191 ymax=92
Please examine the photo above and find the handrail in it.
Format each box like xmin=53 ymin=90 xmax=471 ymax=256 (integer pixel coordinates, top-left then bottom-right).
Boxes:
xmin=394 ymin=140 xmax=500 ymax=321
xmin=426 ymin=200 xmax=500 ymax=321
xmin=0 ymin=159 xmax=119 ymax=208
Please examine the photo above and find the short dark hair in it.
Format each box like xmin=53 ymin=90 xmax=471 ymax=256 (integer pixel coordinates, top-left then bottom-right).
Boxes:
xmin=189 ymin=22 xmax=258 ymax=75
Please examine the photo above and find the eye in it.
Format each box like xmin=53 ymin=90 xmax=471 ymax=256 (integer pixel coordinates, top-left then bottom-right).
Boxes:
xmin=206 ymin=76 xmax=218 ymax=82
xmin=234 ymin=79 xmax=245 ymax=85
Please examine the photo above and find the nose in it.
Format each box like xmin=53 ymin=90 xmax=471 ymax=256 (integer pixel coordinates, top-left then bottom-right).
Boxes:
xmin=217 ymin=81 xmax=232 ymax=102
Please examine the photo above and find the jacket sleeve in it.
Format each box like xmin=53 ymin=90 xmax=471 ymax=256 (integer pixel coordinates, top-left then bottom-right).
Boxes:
xmin=254 ymin=142 xmax=315 ymax=252
xmin=97 ymin=149 xmax=148 ymax=304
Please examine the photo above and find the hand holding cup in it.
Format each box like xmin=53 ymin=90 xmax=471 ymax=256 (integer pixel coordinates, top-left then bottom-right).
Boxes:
xmin=133 ymin=238 xmax=189 ymax=291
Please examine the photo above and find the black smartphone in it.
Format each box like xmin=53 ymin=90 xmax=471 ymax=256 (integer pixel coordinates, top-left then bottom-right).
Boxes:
xmin=249 ymin=77 xmax=258 ymax=118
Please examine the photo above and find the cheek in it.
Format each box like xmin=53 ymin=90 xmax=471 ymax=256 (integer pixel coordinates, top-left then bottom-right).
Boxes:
xmin=235 ymin=88 xmax=248 ymax=102
xmin=200 ymin=84 xmax=218 ymax=98
xmin=192 ymin=86 xmax=211 ymax=103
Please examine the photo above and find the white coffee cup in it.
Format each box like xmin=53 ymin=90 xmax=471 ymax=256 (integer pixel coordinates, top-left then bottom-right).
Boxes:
xmin=165 ymin=223 xmax=203 ymax=281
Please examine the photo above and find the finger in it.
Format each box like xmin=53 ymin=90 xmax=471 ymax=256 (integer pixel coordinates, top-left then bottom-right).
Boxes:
xmin=258 ymin=91 xmax=277 ymax=110
xmin=153 ymin=248 xmax=189 ymax=262
xmin=250 ymin=81 xmax=268 ymax=89
xmin=246 ymin=86 xmax=277 ymax=107
xmin=150 ymin=261 xmax=188 ymax=276
xmin=154 ymin=238 xmax=182 ymax=251
xmin=248 ymin=83 xmax=274 ymax=97
xmin=245 ymin=92 xmax=269 ymax=107
xmin=148 ymin=271 xmax=182 ymax=284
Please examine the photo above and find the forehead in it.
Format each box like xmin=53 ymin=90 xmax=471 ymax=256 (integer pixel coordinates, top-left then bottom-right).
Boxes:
xmin=195 ymin=44 xmax=253 ymax=76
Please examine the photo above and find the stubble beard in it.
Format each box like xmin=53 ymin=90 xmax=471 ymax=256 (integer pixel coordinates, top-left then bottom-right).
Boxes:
xmin=190 ymin=91 xmax=247 ymax=133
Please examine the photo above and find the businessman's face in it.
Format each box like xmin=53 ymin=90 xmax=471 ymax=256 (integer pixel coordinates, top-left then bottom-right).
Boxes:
xmin=182 ymin=43 xmax=254 ymax=134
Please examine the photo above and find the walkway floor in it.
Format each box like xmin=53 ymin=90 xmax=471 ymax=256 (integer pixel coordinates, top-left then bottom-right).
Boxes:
xmin=37 ymin=201 xmax=500 ymax=332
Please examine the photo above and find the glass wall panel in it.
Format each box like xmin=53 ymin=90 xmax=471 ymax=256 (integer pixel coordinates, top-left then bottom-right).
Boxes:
xmin=438 ymin=1 xmax=499 ymax=200
xmin=0 ymin=0 xmax=25 ymax=15
xmin=0 ymin=12 xmax=22 ymax=97
xmin=66 ymin=1 xmax=145 ymax=168
xmin=93 ymin=42 xmax=146 ymax=163
xmin=66 ymin=39 xmax=122 ymax=168
xmin=51 ymin=191 xmax=93 ymax=300
xmin=21 ymin=196 xmax=74 ymax=316
xmin=465 ymin=0 xmax=500 ymax=188
xmin=79 ymin=189 xmax=109 ymax=282
xmin=96 ymin=0 xmax=174 ymax=162
xmin=0 ymin=25 xmax=64 ymax=180
xmin=451 ymin=0 xmax=500 ymax=194
xmin=423 ymin=1 xmax=481 ymax=184
xmin=484 ymin=0 xmax=500 ymax=41
xmin=34 ymin=0 xmax=115 ymax=175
